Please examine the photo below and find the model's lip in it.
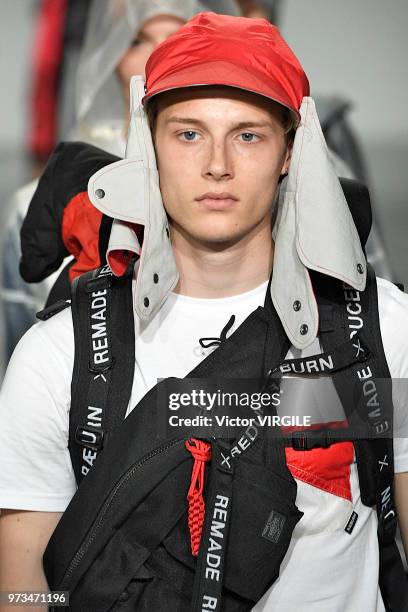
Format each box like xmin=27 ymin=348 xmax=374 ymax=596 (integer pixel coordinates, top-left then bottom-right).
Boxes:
xmin=196 ymin=192 xmax=238 ymax=201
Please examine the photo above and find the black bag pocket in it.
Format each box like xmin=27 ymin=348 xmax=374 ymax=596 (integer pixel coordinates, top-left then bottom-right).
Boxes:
xmin=111 ymin=552 xmax=192 ymax=612
xmin=162 ymin=459 xmax=303 ymax=606
xmin=224 ymin=460 xmax=303 ymax=603
xmin=70 ymin=533 xmax=152 ymax=611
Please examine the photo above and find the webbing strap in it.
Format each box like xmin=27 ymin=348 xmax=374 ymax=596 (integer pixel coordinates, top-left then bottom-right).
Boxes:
xmin=69 ymin=265 xmax=135 ymax=486
xmin=191 ymin=440 xmax=234 ymax=612
xmin=315 ymin=265 xmax=408 ymax=610
xmin=269 ymin=333 xmax=370 ymax=377
xmin=316 ymin=267 xmax=396 ymax=532
xmin=189 ymin=274 xmax=292 ymax=611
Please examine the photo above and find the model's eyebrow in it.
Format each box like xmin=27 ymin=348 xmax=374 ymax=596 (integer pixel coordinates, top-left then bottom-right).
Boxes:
xmin=166 ymin=117 xmax=274 ymax=130
xmin=230 ymin=121 xmax=275 ymax=130
xmin=166 ymin=117 xmax=207 ymax=127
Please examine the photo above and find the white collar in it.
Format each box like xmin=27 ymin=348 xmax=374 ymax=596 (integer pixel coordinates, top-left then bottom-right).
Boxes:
xmin=88 ymin=83 xmax=366 ymax=349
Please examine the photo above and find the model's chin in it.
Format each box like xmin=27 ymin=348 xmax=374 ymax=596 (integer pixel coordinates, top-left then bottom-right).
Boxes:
xmin=185 ymin=224 xmax=248 ymax=249
xmin=170 ymin=214 xmax=268 ymax=249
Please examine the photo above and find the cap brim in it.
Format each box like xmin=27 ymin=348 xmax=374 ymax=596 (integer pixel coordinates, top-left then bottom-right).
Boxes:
xmin=143 ymin=60 xmax=301 ymax=125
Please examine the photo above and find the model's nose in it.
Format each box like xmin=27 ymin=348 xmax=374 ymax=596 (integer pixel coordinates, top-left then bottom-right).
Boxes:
xmin=203 ymin=141 xmax=234 ymax=181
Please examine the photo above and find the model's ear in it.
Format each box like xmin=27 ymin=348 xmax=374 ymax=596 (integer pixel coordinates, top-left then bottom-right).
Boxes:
xmin=281 ymin=139 xmax=293 ymax=176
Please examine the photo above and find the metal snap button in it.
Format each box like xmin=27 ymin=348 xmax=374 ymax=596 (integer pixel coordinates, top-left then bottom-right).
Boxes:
xmin=153 ymin=273 xmax=159 ymax=284
xmin=95 ymin=188 xmax=105 ymax=199
xmin=293 ymin=300 xmax=301 ymax=311
xmin=144 ymin=297 xmax=149 ymax=307
xmin=357 ymin=263 xmax=364 ymax=274
xmin=300 ymin=324 xmax=308 ymax=335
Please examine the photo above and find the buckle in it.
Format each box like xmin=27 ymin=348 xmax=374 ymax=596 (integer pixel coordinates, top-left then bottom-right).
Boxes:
xmin=291 ymin=430 xmax=332 ymax=451
xmin=75 ymin=424 xmax=104 ymax=451
xmin=36 ymin=299 xmax=71 ymax=321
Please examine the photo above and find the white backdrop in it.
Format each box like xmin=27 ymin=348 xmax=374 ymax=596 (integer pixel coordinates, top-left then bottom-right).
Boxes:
xmin=280 ymin=0 xmax=408 ymax=282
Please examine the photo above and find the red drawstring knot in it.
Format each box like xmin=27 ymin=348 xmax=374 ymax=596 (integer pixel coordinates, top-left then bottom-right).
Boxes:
xmin=185 ymin=438 xmax=212 ymax=556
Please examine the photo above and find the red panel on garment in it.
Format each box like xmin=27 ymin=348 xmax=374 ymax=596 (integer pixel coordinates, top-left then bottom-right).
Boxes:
xmin=286 ymin=441 xmax=354 ymax=501
xmin=283 ymin=419 xmax=354 ymax=501
xmin=62 ymin=191 xmax=102 ymax=281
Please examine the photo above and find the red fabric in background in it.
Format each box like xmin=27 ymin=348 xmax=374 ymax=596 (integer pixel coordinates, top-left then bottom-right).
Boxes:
xmin=62 ymin=191 xmax=143 ymax=280
xmin=27 ymin=0 xmax=67 ymax=160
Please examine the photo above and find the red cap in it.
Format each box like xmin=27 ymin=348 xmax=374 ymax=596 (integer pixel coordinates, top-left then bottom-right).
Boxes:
xmin=144 ymin=12 xmax=309 ymax=123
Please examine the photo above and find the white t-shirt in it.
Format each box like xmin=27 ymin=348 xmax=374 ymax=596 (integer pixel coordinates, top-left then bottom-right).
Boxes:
xmin=1 ymin=276 xmax=408 ymax=611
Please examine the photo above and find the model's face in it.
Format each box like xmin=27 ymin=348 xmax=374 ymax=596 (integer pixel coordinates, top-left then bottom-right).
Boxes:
xmin=117 ymin=14 xmax=184 ymax=106
xmin=154 ymin=87 xmax=292 ymax=248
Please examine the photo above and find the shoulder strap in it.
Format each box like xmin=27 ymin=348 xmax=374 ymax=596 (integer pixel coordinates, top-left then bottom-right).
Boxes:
xmin=315 ymin=266 xmax=393 ymax=507
xmin=315 ymin=265 xmax=408 ymax=611
xmin=69 ymin=264 xmax=135 ymax=486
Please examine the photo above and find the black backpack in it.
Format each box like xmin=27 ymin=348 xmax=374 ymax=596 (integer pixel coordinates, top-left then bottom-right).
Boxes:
xmin=39 ymin=179 xmax=407 ymax=611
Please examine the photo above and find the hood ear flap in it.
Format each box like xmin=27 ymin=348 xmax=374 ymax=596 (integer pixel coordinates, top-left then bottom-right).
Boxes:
xmin=88 ymin=87 xmax=366 ymax=338
xmin=271 ymin=97 xmax=366 ymax=349
xmin=88 ymin=76 xmax=179 ymax=319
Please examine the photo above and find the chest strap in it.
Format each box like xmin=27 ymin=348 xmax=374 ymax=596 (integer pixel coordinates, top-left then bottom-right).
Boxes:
xmin=314 ymin=265 xmax=407 ymax=611
xmin=69 ymin=264 xmax=135 ymax=486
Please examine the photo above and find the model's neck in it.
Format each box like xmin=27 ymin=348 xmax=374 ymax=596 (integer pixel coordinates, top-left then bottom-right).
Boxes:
xmin=171 ymin=220 xmax=274 ymax=298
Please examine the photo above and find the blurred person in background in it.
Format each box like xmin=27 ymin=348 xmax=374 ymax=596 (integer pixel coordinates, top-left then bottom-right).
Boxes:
xmin=27 ymin=0 xmax=93 ymax=176
xmin=0 ymin=0 xmax=241 ymax=379
xmin=0 ymin=0 xmax=92 ymax=376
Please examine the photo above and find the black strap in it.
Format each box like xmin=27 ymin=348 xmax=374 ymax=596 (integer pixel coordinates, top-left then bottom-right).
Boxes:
xmin=317 ymin=266 xmax=396 ymax=529
xmin=269 ymin=333 xmax=370 ymax=377
xmin=191 ymin=440 xmax=234 ymax=612
xmin=68 ymin=264 xmax=135 ymax=486
xmin=314 ymin=265 xmax=408 ymax=611
xmin=189 ymin=275 xmax=291 ymax=611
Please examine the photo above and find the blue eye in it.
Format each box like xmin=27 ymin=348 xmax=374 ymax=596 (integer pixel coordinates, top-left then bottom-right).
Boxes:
xmin=240 ymin=132 xmax=257 ymax=142
xmin=181 ymin=131 xmax=198 ymax=141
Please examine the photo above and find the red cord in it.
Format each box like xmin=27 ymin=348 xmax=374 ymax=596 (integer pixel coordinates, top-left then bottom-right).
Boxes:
xmin=185 ymin=438 xmax=212 ymax=556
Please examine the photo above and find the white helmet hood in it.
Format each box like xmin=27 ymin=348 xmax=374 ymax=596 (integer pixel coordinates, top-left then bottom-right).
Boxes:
xmin=89 ymin=80 xmax=366 ymax=348
xmin=272 ymin=96 xmax=366 ymax=348
xmin=88 ymin=76 xmax=179 ymax=320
